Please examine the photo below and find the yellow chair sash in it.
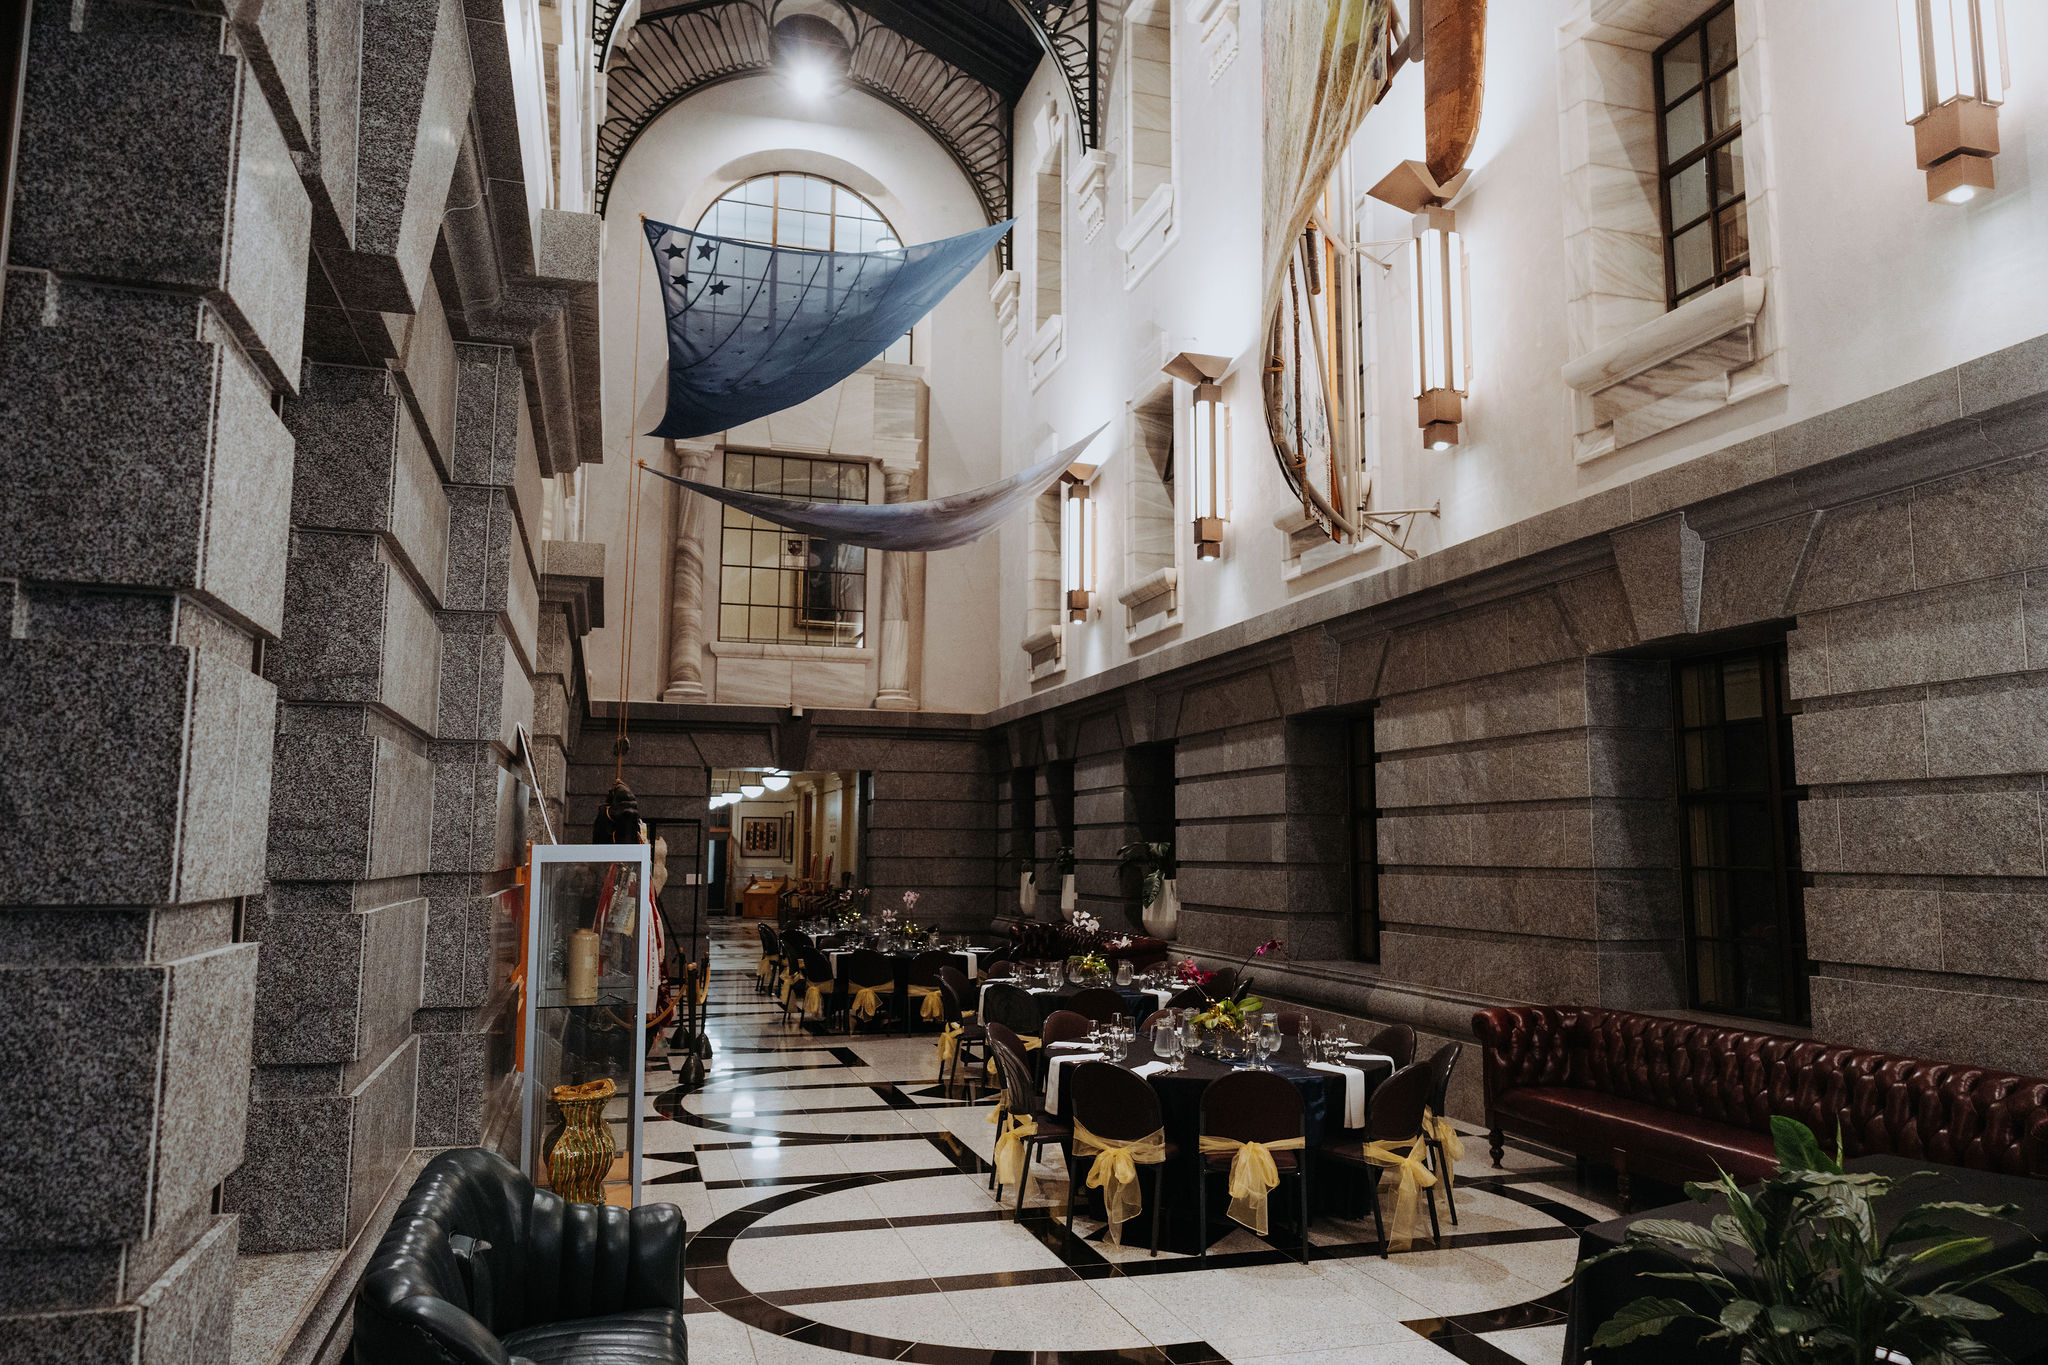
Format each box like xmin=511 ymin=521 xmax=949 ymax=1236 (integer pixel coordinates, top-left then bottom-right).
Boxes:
xmin=937 ymin=1022 xmax=964 ymax=1064
xmin=756 ymin=954 xmax=777 ymax=985
xmin=984 ymin=1034 xmax=1041 ymax=1078
xmin=1073 ymin=1120 xmax=1167 ymax=1245
xmin=780 ymin=975 xmax=803 ymax=1008
xmin=909 ymin=983 xmax=946 ymax=1021
xmin=801 ymin=982 xmax=830 ymax=1015
xmin=850 ymin=984 xmax=887 ymax=1020
xmin=1423 ymin=1109 xmax=1464 ymax=1201
xmin=1195 ymin=1135 xmax=1306 ymax=1235
xmin=1361 ymin=1134 xmax=1439 ymax=1252
xmin=992 ymin=1112 xmax=1038 ymax=1187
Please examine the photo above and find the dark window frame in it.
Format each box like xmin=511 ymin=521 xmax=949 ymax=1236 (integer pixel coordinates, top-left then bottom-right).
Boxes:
xmin=1347 ymin=712 xmax=1381 ymax=964
xmin=1672 ymin=643 xmax=1808 ymax=1025
xmin=716 ymin=452 xmax=869 ymax=647
xmin=1652 ymin=2 xmax=1749 ymax=310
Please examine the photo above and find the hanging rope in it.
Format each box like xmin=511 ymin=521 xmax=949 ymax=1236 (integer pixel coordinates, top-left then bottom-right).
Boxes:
xmin=615 ymin=222 xmax=649 ymax=781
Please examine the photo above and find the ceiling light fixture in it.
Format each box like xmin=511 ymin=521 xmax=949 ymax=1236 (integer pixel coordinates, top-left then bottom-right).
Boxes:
xmin=763 ymin=771 xmax=791 ymax=791
xmin=740 ymin=781 xmax=766 ymax=800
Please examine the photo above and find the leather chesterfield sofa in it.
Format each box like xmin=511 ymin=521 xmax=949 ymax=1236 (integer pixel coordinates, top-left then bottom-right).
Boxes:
xmin=353 ymin=1147 xmax=688 ymax=1364
xmin=1472 ymin=1005 xmax=2048 ymax=1205
xmin=1010 ymin=922 xmax=1170 ymax=968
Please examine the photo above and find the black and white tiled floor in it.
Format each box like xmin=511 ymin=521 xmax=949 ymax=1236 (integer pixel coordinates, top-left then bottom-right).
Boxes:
xmin=644 ymin=923 xmax=1618 ymax=1364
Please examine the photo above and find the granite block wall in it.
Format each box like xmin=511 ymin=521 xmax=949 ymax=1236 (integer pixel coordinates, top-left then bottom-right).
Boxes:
xmin=0 ymin=7 xmax=295 ymax=1355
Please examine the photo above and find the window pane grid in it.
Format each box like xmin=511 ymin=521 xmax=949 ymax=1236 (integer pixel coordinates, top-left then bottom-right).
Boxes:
xmin=1653 ymin=2 xmax=1749 ymax=309
xmin=717 ymin=453 xmax=869 ymax=646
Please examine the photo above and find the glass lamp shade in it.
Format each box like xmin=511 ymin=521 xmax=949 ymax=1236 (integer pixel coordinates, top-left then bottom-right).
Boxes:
xmin=762 ymin=772 xmax=791 ymax=791
xmin=740 ymin=782 xmax=766 ymax=799
xmin=1062 ymin=482 xmax=1097 ymax=620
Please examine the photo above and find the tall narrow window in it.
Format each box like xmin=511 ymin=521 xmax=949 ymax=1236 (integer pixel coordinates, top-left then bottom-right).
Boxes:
xmin=717 ymin=452 xmax=868 ymax=646
xmin=1653 ymin=3 xmax=1747 ymax=308
xmin=1035 ymin=139 xmax=1064 ymax=334
xmin=1674 ymin=645 xmax=1807 ymax=1024
xmin=1347 ymin=715 xmax=1380 ymax=962
xmin=1124 ymin=0 xmax=1174 ymax=222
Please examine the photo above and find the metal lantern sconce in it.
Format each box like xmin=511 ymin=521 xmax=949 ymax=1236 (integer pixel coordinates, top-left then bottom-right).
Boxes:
xmin=1062 ymin=477 xmax=1099 ymax=622
xmin=1898 ymin=0 xmax=2008 ymax=203
xmin=1411 ymin=205 xmax=1470 ymax=450
xmin=1162 ymin=351 xmax=1232 ymax=560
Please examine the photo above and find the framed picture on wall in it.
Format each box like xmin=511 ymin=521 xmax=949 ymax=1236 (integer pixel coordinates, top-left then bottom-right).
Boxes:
xmin=740 ymin=816 xmax=781 ymax=856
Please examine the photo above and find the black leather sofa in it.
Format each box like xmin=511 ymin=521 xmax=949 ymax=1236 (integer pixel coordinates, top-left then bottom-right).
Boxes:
xmin=353 ymin=1147 xmax=689 ymax=1364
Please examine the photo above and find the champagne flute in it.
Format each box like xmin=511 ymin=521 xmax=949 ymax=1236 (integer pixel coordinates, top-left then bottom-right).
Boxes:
xmin=1256 ymin=1013 xmax=1282 ymax=1072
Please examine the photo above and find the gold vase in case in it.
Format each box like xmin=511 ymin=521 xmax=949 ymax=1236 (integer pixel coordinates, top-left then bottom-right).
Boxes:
xmin=547 ymin=1078 xmax=617 ymax=1204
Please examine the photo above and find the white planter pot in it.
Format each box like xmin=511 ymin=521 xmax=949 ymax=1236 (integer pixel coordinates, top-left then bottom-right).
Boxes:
xmin=1142 ymin=878 xmax=1179 ymax=940
xmin=1059 ymin=873 xmax=1077 ymax=917
xmin=1019 ymin=873 xmax=1037 ymax=915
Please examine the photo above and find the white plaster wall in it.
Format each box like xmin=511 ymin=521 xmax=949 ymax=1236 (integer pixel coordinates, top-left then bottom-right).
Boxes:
xmin=585 ymin=75 xmax=1006 ymax=712
xmin=992 ymin=0 xmax=2048 ymax=707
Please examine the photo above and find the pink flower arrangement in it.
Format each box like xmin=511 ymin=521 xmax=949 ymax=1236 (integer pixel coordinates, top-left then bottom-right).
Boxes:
xmin=903 ymin=890 xmax=920 ymax=911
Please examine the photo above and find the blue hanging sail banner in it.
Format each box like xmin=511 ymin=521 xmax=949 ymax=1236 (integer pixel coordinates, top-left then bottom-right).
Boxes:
xmin=640 ymin=427 xmax=1107 ymax=554
xmin=641 ymin=215 xmax=1013 ymax=440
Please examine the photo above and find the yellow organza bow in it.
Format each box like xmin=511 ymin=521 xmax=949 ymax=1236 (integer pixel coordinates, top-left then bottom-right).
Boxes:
xmin=908 ymin=984 xmax=946 ymax=1021
xmin=780 ymin=974 xmax=803 ymax=1007
xmin=801 ymin=982 xmax=830 ymax=1015
xmin=1361 ymin=1134 xmax=1439 ymax=1252
xmin=992 ymin=1111 xmax=1038 ymax=1187
xmin=1073 ymin=1120 xmax=1167 ymax=1245
xmin=850 ymin=985 xmax=887 ymax=1020
xmin=756 ymin=954 xmax=777 ymax=986
xmin=937 ymin=1023 xmax=964 ymax=1064
xmin=1423 ymin=1108 xmax=1464 ymax=1200
xmin=1196 ymin=1135 xmax=1307 ymax=1235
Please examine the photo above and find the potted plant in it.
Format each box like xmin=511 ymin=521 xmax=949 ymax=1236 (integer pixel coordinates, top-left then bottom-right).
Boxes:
xmin=1578 ymin=1116 xmax=2048 ymax=1365
xmin=1009 ymin=848 xmax=1036 ymax=916
xmin=1050 ymin=844 xmax=1078 ymax=919
xmin=1117 ymin=840 xmax=1178 ymax=939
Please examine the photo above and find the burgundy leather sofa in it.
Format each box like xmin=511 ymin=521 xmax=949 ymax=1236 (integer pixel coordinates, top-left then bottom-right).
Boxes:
xmin=1011 ymin=922 xmax=1170 ymax=968
xmin=1472 ymin=1005 xmax=2048 ymax=1205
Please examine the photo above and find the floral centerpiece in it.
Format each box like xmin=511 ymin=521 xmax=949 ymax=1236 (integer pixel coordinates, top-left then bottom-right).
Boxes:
xmin=1076 ymin=951 xmax=1109 ymax=978
xmin=835 ymin=906 xmax=862 ymax=928
xmin=1071 ymin=909 xmax=1100 ymax=935
xmin=1179 ymin=939 xmax=1283 ymax=1048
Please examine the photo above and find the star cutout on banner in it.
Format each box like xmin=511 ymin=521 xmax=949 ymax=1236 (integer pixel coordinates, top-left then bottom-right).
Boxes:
xmin=696 ymin=242 xmax=716 ymax=260
xmin=709 ymin=282 xmax=729 ymax=296
xmin=663 ymin=243 xmax=686 ymax=260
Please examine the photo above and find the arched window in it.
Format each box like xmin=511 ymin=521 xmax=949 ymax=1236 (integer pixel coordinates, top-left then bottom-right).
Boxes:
xmin=697 ymin=173 xmax=912 ymax=362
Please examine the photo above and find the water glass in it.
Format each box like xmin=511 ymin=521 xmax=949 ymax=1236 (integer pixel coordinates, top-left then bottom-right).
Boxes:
xmin=1256 ymin=1013 xmax=1282 ymax=1071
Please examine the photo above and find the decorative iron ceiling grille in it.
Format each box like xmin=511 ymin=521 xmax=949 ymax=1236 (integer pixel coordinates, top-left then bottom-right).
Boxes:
xmin=596 ymin=0 xmax=1014 ymax=261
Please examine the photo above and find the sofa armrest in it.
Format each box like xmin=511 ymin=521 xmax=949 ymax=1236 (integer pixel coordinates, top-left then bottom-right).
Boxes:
xmin=1471 ymin=1006 xmax=1584 ymax=1123
xmin=522 ymin=1191 xmax=688 ymax=1321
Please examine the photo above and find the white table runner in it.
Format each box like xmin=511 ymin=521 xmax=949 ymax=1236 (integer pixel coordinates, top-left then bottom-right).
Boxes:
xmin=1044 ymin=1047 xmax=1104 ymax=1113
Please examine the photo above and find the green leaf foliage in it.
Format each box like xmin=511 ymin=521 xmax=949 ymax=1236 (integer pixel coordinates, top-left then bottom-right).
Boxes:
xmin=1588 ymin=1297 xmax=1709 ymax=1348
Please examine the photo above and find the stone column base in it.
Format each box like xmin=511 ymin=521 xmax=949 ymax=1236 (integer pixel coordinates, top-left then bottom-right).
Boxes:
xmin=662 ymin=682 xmax=708 ymax=703
xmin=873 ymin=689 xmax=916 ymax=710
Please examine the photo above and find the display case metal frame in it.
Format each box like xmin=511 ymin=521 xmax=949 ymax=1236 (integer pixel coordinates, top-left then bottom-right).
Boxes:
xmin=519 ymin=842 xmax=652 ymax=1207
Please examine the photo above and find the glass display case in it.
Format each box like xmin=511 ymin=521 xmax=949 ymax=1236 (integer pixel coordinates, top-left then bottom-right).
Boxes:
xmin=520 ymin=844 xmax=651 ymax=1208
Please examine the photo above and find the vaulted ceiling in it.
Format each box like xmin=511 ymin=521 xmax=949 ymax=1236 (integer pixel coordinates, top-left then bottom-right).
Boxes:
xmin=592 ymin=0 xmax=1102 ymax=244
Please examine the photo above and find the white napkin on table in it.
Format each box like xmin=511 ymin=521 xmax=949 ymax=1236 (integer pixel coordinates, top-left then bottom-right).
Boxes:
xmin=1129 ymin=1060 xmax=1171 ymax=1079
xmin=1044 ymin=1049 xmax=1104 ymax=1113
xmin=1309 ymin=1061 xmax=1368 ymax=1129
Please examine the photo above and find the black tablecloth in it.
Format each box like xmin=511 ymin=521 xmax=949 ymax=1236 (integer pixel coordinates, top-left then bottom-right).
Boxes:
xmin=1565 ymin=1154 xmax=2048 ymax=1365
xmin=815 ymin=950 xmax=982 ymax=1034
xmin=979 ymin=981 xmax=1170 ymax=1031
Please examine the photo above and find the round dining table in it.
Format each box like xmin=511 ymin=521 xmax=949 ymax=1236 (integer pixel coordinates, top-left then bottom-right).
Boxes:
xmin=1040 ymin=1034 xmax=1395 ymax=1251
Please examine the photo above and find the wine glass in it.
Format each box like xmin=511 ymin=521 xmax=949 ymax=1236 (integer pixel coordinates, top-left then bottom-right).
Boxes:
xmin=1256 ymin=1013 xmax=1282 ymax=1072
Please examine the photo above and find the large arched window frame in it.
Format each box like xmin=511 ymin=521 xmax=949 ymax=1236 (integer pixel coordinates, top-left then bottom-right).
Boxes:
xmin=695 ymin=172 xmax=913 ymax=363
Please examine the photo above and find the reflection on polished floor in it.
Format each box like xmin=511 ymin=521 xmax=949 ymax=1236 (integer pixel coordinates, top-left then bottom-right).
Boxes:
xmin=646 ymin=923 xmax=1626 ymax=1364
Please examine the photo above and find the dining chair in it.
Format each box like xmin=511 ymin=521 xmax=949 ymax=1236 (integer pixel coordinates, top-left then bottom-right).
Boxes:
xmin=1039 ymin=1009 xmax=1092 ymax=1049
xmin=979 ymin=982 xmax=1040 ymax=1038
xmin=906 ymin=950 xmax=953 ymax=1036
xmin=755 ymin=924 xmax=780 ymax=996
xmin=983 ymin=959 xmax=1016 ymax=979
xmin=934 ymin=977 xmax=988 ymax=1096
xmin=1066 ymin=988 xmax=1126 ymax=1023
xmin=1423 ymin=1041 xmax=1463 ymax=1224
xmin=1166 ymin=984 xmax=1210 ymax=1009
xmin=1138 ymin=1009 xmax=1172 ymax=1032
xmin=785 ymin=947 xmax=837 ymax=1029
xmin=1066 ymin=1061 xmax=1174 ymax=1255
xmin=838 ymin=949 xmax=896 ymax=1033
xmin=1198 ymin=1070 xmax=1310 ymax=1264
xmin=1318 ymin=1061 xmax=1441 ymax=1257
xmin=1365 ymin=1023 xmax=1416 ymax=1069
xmin=985 ymin=1023 xmax=1071 ymax=1214
xmin=936 ymin=964 xmax=976 ymax=1016
xmin=1275 ymin=1009 xmax=1313 ymax=1037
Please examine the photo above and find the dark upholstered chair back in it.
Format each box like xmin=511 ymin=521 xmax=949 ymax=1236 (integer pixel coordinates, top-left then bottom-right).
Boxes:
xmin=783 ymin=929 xmax=812 ymax=956
xmin=937 ymin=964 xmax=974 ymax=1006
xmin=797 ymin=946 xmax=833 ymax=986
xmin=354 ymin=1148 xmax=684 ymax=1365
xmin=1201 ymin=1070 xmax=1303 ymax=1147
xmin=981 ymin=983 xmax=1040 ymax=1037
xmin=1366 ymin=1063 xmax=1432 ymax=1144
xmin=1276 ymin=1010 xmax=1312 ymax=1037
xmin=907 ymin=951 xmax=951 ymax=987
xmin=1070 ymin=1061 xmax=1163 ymax=1142
xmin=984 ymin=958 xmax=1016 ymax=979
xmin=839 ymin=948 xmax=894 ymax=989
xmin=1473 ymin=1005 xmax=2048 ymax=1178
xmin=758 ymin=924 xmax=778 ymax=956
xmin=1167 ymin=984 xmax=1209 ymax=1009
xmin=1366 ymin=1024 xmax=1416 ymax=1069
xmin=1040 ymin=1010 xmax=1092 ymax=1047
xmin=1066 ymin=988 xmax=1127 ymax=1023
xmin=986 ymin=1025 xmax=1041 ymax=1116
xmin=1426 ymin=1041 xmax=1462 ymax=1116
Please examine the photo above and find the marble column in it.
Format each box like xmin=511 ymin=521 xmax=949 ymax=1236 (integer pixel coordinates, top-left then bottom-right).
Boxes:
xmin=663 ymin=439 xmax=718 ymax=703
xmin=873 ymin=464 xmax=923 ymax=710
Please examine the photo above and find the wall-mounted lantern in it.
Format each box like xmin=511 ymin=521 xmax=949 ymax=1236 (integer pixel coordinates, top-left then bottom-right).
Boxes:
xmin=1368 ymin=160 xmax=1473 ymax=451
xmin=1062 ymin=477 xmax=1098 ymax=622
xmin=1162 ymin=351 xmax=1231 ymax=559
xmin=1897 ymin=0 xmax=2008 ymax=203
